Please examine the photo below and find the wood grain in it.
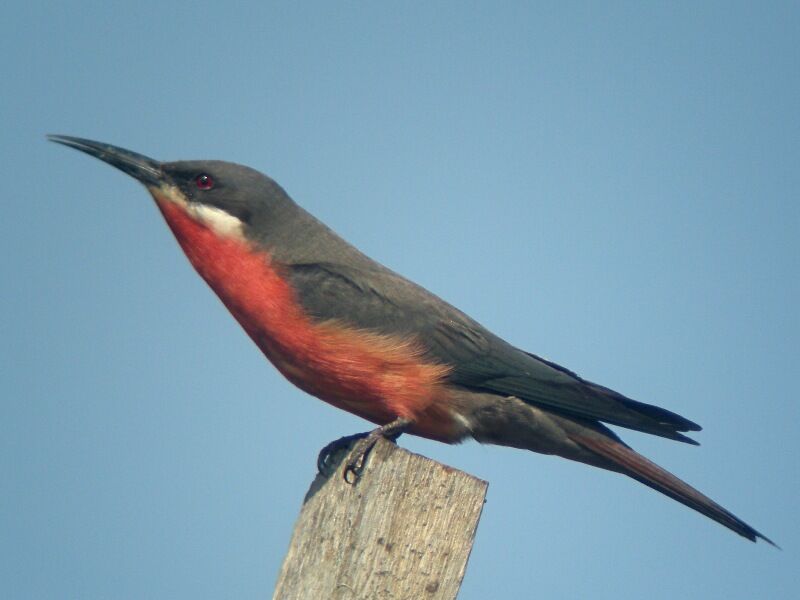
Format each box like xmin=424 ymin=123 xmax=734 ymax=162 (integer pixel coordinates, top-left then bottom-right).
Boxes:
xmin=273 ymin=438 xmax=488 ymax=599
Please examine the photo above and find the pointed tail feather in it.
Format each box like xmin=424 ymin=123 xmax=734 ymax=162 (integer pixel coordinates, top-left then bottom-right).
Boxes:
xmin=573 ymin=434 xmax=776 ymax=546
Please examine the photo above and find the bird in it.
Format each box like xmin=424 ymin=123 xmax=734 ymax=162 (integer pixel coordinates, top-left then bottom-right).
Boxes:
xmin=48 ymin=134 xmax=774 ymax=545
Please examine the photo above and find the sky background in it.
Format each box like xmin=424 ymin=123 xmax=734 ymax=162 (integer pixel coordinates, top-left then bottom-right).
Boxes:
xmin=2 ymin=2 xmax=798 ymax=599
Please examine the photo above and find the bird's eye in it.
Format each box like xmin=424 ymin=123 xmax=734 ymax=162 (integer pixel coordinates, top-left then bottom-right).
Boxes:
xmin=195 ymin=174 xmax=214 ymax=190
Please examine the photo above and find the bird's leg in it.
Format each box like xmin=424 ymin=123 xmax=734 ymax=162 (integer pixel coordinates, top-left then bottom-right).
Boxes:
xmin=343 ymin=416 xmax=412 ymax=483
xmin=317 ymin=432 xmax=368 ymax=474
xmin=316 ymin=417 xmax=413 ymax=483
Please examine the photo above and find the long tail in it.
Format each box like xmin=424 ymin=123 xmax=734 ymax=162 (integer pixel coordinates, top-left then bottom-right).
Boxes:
xmin=573 ymin=434 xmax=776 ymax=546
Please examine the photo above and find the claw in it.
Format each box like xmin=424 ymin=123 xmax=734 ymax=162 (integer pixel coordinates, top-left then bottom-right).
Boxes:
xmin=316 ymin=432 xmax=367 ymax=475
xmin=316 ymin=416 xmax=413 ymax=483
xmin=343 ymin=460 xmax=362 ymax=484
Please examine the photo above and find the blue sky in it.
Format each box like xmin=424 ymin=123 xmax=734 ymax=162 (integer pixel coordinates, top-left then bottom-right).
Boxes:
xmin=2 ymin=2 xmax=798 ymax=598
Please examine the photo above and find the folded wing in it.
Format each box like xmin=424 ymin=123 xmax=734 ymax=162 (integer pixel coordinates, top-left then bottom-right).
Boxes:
xmin=285 ymin=262 xmax=700 ymax=443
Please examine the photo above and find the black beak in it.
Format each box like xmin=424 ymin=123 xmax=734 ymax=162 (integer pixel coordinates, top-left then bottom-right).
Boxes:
xmin=47 ymin=135 xmax=164 ymax=187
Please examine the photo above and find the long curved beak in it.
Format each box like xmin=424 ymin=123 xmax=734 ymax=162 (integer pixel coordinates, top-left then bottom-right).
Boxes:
xmin=47 ymin=135 xmax=164 ymax=187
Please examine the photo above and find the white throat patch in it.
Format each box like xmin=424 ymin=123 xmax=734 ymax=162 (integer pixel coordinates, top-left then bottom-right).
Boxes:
xmin=149 ymin=184 xmax=245 ymax=240
xmin=185 ymin=202 xmax=245 ymax=239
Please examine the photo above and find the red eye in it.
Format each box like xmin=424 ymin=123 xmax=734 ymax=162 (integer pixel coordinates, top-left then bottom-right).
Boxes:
xmin=195 ymin=174 xmax=214 ymax=190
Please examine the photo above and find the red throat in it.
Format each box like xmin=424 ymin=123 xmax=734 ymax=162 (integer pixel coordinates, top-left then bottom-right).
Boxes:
xmin=152 ymin=196 xmax=458 ymax=439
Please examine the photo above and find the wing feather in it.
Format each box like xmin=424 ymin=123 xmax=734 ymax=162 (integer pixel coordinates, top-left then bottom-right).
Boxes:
xmin=285 ymin=262 xmax=700 ymax=442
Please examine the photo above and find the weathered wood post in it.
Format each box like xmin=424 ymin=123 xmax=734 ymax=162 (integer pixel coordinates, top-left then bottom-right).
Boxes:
xmin=273 ymin=438 xmax=488 ymax=599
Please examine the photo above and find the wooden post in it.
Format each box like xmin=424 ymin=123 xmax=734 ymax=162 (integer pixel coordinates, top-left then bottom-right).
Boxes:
xmin=273 ymin=438 xmax=488 ymax=600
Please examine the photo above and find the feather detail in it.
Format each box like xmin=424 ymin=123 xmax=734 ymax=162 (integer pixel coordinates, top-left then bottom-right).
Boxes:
xmin=154 ymin=196 xmax=453 ymax=425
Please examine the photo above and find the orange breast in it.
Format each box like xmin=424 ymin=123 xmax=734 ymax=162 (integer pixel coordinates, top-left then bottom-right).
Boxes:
xmin=153 ymin=198 xmax=458 ymax=437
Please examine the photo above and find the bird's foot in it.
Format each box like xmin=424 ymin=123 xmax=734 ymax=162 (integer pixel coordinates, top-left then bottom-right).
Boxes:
xmin=316 ymin=432 xmax=368 ymax=475
xmin=316 ymin=417 xmax=412 ymax=484
xmin=343 ymin=417 xmax=412 ymax=483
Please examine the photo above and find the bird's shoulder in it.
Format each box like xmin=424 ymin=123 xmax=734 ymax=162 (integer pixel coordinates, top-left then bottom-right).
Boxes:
xmin=283 ymin=261 xmax=559 ymax=377
xmin=283 ymin=261 xmax=487 ymax=351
